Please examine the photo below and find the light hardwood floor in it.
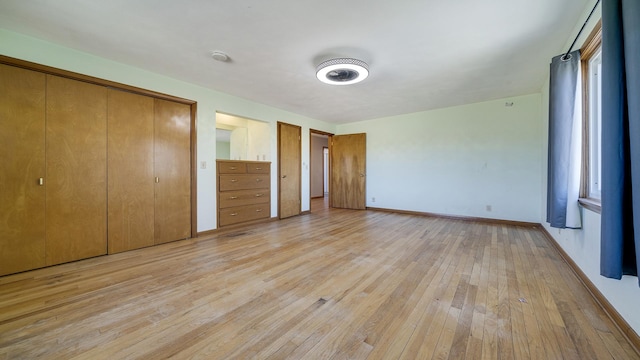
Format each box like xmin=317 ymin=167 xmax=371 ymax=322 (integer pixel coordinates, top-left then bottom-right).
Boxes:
xmin=1 ymin=199 xmax=638 ymax=359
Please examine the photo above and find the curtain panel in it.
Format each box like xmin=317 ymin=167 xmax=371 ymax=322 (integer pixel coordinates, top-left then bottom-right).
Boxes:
xmin=547 ymin=50 xmax=583 ymax=229
xmin=600 ymin=0 xmax=640 ymax=283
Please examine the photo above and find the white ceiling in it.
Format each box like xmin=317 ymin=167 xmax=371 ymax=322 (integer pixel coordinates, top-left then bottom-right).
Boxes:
xmin=0 ymin=0 xmax=589 ymax=124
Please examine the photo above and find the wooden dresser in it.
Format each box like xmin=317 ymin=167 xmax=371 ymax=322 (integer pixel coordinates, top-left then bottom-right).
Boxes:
xmin=217 ymin=160 xmax=271 ymax=227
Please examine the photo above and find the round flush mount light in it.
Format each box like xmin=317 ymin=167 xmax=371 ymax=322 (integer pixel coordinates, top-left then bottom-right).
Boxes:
xmin=316 ymin=58 xmax=369 ymax=85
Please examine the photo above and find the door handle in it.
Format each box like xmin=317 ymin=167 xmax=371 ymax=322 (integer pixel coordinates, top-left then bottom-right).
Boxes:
xmin=38 ymin=177 xmax=44 ymax=186
xmin=360 ymin=173 xmax=365 ymax=177
xmin=282 ymin=175 xmax=287 ymax=179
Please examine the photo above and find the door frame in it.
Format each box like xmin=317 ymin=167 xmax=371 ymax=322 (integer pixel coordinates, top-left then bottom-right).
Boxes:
xmin=309 ymin=129 xmax=334 ymax=212
xmin=323 ymin=146 xmax=329 ymax=195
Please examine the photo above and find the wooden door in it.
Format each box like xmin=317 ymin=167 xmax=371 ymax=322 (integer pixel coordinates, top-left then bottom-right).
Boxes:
xmin=278 ymin=122 xmax=301 ymax=218
xmin=46 ymin=75 xmax=108 ymax=265
xmin=331 ymin=133 xmax=366 ymax=209
xmin=154 ymin=99 xmax=191 ymax=244
xmin=107 ymin=89 xmax=155 ymax=254
xmin=0 ymin=64 xmax=46 ymax=275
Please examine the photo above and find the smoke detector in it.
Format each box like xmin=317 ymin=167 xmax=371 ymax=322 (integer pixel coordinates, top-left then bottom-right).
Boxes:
xmin=210 ymin=51 xmax=230 ymax=62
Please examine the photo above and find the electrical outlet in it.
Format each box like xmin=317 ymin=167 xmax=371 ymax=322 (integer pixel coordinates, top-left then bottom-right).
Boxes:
xmin=486 ymin=205 xmax=492 ymax=212
xmin=372 ymin=197 xmax=376 ymax=202
xmin=200 ymin=161 xmax=207 ymax=169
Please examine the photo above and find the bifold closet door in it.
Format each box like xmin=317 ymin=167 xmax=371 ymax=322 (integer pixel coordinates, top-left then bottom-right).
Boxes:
xmin=46 ymin=75 xmax=108 ymax=265
xmin=0 ymin=64 xmax=46 ymax=276
xmin=107 ymin=89 xmax=155 ymax=254
xmin=154 ymin=99 xmax=191 ymax=244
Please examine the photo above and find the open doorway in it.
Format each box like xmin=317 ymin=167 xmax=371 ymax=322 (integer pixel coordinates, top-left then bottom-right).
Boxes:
xmin=310 ymin=129 xmax=332 ymax=212
xmin=323 ymin=147 xmax=329 ymax=196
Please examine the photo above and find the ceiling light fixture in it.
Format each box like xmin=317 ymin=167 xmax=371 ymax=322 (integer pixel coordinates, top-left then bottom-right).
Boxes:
xmin=316 ymin=58 xmax=369 ymax=85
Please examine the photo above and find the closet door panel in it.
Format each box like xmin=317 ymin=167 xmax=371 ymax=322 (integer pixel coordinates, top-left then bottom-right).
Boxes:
xmin=154 ymin=99 xmax=191 ymax=244
xmin=0 ymin=64 xmax=46 ymax=275
xmin=107 ymin=89 xmax=155 ymax=254
xmin=46 ymin=75 xmax=108 ymax=265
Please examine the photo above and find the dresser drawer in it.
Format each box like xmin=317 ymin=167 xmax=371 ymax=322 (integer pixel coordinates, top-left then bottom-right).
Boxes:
xmin=219 ymin=174 xmax=269 ymax=191
xmin=247 ymin=163 xmax=269 ymax=174
xmin=219 ymin=203 xmax=270 ymax=226
xmin=218 ymin=161 xmax=247 ymax=174
xmin=216 ymin=160 xmax=271 ymax=228
xmin=219 ymin=189 xmax=270 ymax=208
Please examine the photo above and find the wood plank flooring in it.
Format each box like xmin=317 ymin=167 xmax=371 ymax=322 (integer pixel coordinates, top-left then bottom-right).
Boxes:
xmin=0 ymin=198 xmax=638 ymax=359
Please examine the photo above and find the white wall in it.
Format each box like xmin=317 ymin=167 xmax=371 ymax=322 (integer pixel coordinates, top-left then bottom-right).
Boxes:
xmin=247 ymin=120 xmax=270 ymax=161
xmin=229 ymin=128 xmax=248 ymax=160
xmin=0 ymin=29 xmax=336 ymax=232
xmin=539 ymin=3 xmax=640 ymax=335
xmin=337 ymin=94 xmax=542 ymax=223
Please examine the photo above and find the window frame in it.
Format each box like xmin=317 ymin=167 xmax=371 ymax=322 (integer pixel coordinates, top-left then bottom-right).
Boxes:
xmin=579 ymin=20 xmax=602 ymax=213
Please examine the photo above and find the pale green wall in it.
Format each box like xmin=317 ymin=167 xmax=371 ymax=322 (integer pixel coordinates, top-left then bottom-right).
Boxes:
xmin=216 ymin=141 xmax=231 ymax=160
xmin=337 ymin=94 xmax=542 ymax=222
xmin=0 ymin=29 xmax=336 ymax=231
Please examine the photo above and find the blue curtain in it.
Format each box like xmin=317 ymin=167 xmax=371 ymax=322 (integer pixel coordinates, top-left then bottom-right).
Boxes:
xmin=547 ymin=50 xmax=582 ymax=229
xmin=600 ymin=0 xmax=640 ymax=284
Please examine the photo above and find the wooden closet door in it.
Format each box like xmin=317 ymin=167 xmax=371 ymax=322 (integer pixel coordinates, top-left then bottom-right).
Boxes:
xmin=0 ymin=64 xmax=46 ymax=276
xmin=154 ymin=99 xmax=191 ymax=244
xmin=46 ymin=75 xmax=108 ymax=265
xmin=107 ymin=89 xmax=155 ymax=254
xmin=331 ymin=133 xmax=366 ymax=210
xmin=278 ymin=122 xmax=301 ymax=219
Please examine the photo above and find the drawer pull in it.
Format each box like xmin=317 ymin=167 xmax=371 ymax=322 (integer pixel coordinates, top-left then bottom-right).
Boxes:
xmin=230 ymin=166 xmax=237 ymax=170
xmin=255 ymin=167 xmax=262 ymax=170
xmin=256 ymin=178 xmax=262 ymax=182
xmin=38 ymin=177 xmax=44 ymax=186
xmin=230 ymin=179 xmax=238 ymax=183
xmin=255 ymin=193 xmax=263 ymax=197
xmin=230 ymin=213 xmax=238 ymax=216
xmin=229 ymin=196 xmax=238 ymax=199
xmin=256 ymin=209 xmax=263 ymax=212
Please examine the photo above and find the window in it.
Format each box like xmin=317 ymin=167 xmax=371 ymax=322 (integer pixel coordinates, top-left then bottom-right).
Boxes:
xmin=580 ymin=21 xmax=602 ymax=212
xmin=587 ymin=49 xmax=602 ymax=199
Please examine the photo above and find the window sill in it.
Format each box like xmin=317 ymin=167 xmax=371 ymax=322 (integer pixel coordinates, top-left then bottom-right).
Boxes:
xmin=579 ymin=197 xmax=601 ymax=214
